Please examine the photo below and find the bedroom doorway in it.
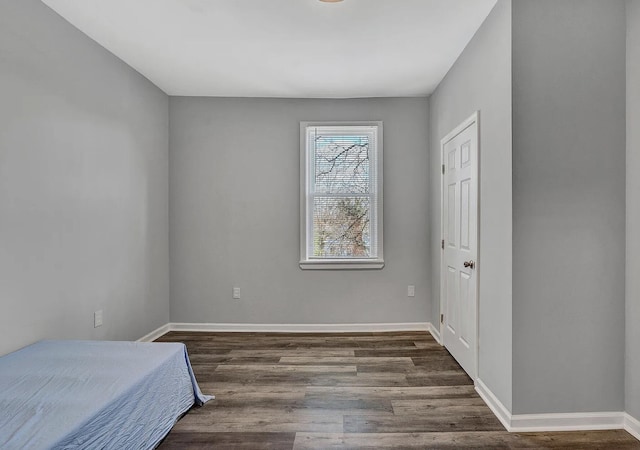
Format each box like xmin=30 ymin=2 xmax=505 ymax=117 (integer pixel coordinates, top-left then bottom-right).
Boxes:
xmin=440 ymin=111 xmax=479 ymax=380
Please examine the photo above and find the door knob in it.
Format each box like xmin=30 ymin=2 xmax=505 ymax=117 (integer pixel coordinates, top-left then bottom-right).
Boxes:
xmin=463 ymin=260 xmax=475 ymax=269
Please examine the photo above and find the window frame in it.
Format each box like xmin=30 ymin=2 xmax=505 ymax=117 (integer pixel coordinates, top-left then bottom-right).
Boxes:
xmin=299 ymin=121 xmax=384 ymax=270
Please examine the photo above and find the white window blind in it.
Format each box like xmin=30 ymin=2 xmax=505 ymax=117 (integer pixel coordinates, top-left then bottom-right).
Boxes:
xmin=300 ymin=122 xmax=384 ymax=269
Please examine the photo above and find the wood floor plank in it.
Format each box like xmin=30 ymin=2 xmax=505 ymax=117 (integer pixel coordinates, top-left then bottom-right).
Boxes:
xmin=189 ymin=355 xmax=283 ymax=364
xmin=343 ymin=413 xmax=505 ymax=433
xmin=278 ymin=356 xmax=414 ymax=366
xmin=293 ymin=431 xmax=512 ymax=449
xmin=304 ymin=385 xmax=479 ymax=400
xmin=171 ymin=411 xmax=344 ymax=433
xmin=161 ymin=431 xmax=295 ymax=450
xmin=356 ymin=364 xmax=416 ymax=374
xmin=510 ymin=431 xmax=640 ymax=449
xmin=187 ymin=404 xmax=393 ymax=418
xmin=192 ymin=389 xmax=394 ymax=414
xmin=194 ymin=385 xmax=307 ymax=407
xmin=230 ymin=349 xmax=356 ymax=357
xmin=391 ymin=397 xmax=490 ymax=415
xmin=410 ymin=356 xmax=466 ymax=372
xmin=414 ymin=340 xmax=440 ymax=349
xmin=215 ymin=364 xmax=358 ymax=374
xmin=156 ymin=331 xmax=639 ymax=450
xmin=304 ymin=373 xmax=410 ymax=387
xmin=406 ymin=370 xmax=474 ymax=386
xmin=293 ymin=431 xmax=640 ymax=449
xmin=201 ymin=372 xmax=412 ymax=387
xmin=354 ymin=348 xmax=453 ymax=357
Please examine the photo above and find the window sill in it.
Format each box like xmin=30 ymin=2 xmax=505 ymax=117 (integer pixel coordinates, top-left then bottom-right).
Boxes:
xmin=299 ymin=259 xmax=385 ymax=270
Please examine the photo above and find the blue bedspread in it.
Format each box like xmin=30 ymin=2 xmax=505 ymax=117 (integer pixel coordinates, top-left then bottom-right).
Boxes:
xmin=0 ymin=340 xmax=212 ymax=449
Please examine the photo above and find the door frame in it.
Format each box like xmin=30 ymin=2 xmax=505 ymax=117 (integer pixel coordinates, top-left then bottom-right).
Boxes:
xmin=439 ymin=110 xmax=481 ymax=381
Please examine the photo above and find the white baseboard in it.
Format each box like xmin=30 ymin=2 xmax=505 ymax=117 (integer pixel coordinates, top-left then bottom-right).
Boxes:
xmin=475 ymin=378 xmax=512 ymax=430
xmin=428 ymin=323 xmax=442 ymax=345
xmin=168 ymin=322 xmax=431 ymax=333
xmin=509 ymin=411 xmax=625 ymax=432
xmin=626 ymin=413 xmax=640 ymax=441
xmin=139 ymin=322 xmax=431 ymax=339
xmin=476 ymin=378 xmax=632 ymax=437
xmin=137 ymin=323 xmax=171 ymax=342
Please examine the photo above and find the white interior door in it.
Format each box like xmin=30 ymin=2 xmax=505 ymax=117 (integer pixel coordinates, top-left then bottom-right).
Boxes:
xmin=441 ymin=112 xmax=478 ymax=380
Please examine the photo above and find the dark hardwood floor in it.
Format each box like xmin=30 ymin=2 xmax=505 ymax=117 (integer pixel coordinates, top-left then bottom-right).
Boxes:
xmin=155 ymin=331 xmax=639 ymax=449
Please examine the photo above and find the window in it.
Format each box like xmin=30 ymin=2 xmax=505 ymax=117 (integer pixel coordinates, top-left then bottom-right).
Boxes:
xmin=300 ymin=122 xmax=383 ymax=269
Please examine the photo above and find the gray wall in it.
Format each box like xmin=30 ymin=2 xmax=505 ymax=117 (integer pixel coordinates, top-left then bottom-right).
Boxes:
xmin=627 ymin=0 xmax=640 ymax=421
xmin=429 ymin=0 xmax=513 ymax=410
xmin=169 ymin=97 xmax=430 ymax=324
xmin=0 ymin=0 xmax=170 ymax=356
xmin=512 ymin=0 xmax=626 ymax=414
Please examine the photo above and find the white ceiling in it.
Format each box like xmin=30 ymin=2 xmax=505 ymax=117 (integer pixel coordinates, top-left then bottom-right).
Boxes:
xmin=41 ymin=0 xmax=497 ymax=98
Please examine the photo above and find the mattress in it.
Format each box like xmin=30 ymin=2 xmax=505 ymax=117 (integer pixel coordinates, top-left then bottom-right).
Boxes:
xmin=0 ymin=340 xmax=212 ymax=450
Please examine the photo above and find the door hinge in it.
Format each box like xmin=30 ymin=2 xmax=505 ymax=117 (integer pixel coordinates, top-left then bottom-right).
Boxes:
xmin=440 ymin=313 xmax=444 ymax=324
xmin=442 ymin=164 xmax=445 ymax=175
xmin=441 ymin=239 xmax=444 ymax=250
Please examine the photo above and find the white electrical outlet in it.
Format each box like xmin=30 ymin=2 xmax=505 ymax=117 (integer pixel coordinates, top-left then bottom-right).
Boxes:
xmin=407 ymin=285 xmax=415 ymax=297
xmin=232 ymin=287 xmax=241 ymax=299
xmin=94 ymin=310 xmax=103 ymax=328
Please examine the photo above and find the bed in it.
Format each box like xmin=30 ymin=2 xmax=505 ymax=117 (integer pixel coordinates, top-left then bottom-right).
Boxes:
xmin=0 ymin=340 xmax=212 ymax=450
